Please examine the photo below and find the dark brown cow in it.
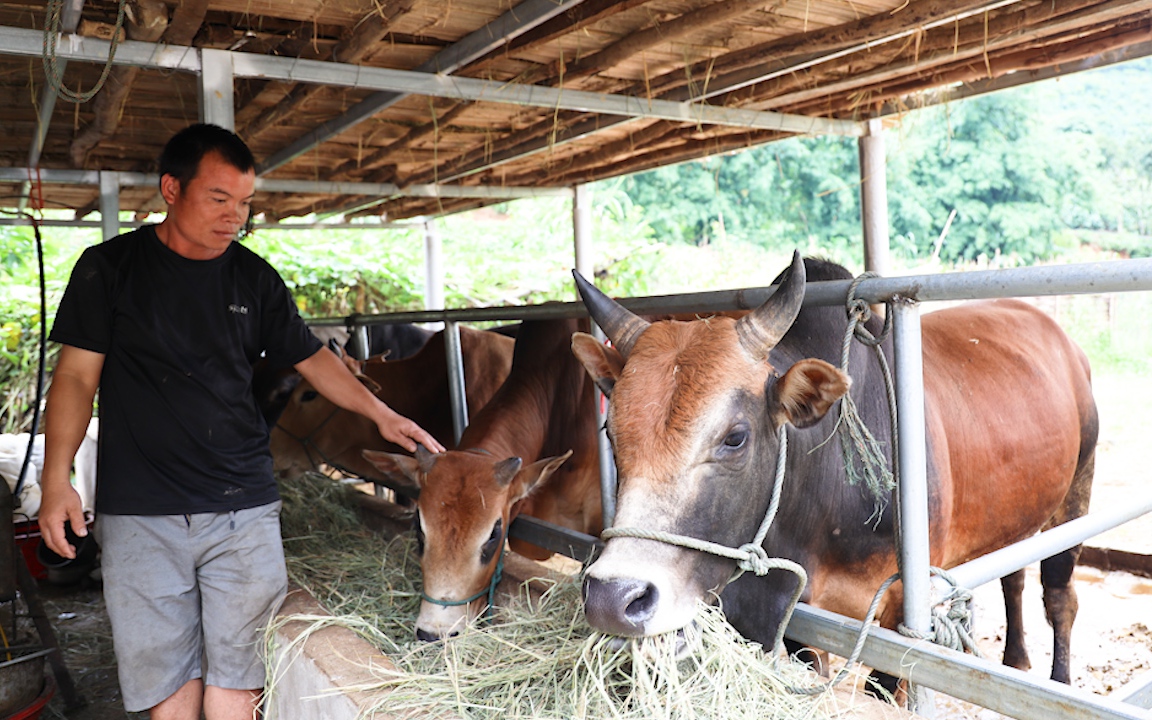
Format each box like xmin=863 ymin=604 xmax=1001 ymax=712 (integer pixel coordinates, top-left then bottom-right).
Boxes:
xmin=572 ymin=253 xmax=1096 ymax=686
xmin=362 ymin=318 xmax=602 ymax=641
xmin=269 ymin=326 xmax=514 ymax=484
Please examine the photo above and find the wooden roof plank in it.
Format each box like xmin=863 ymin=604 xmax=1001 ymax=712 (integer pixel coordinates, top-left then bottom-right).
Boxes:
xmin=256 ymin=0 xmax=592 ymax=174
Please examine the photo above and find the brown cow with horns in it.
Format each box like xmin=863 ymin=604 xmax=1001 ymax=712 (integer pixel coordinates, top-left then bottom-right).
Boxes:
xmin=571 ymin=253 xmax=1096 ymax=686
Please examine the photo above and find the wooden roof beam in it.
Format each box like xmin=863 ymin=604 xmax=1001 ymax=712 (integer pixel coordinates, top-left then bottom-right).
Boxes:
xmin=331 ymin=102 xmax=471 ymax=180
xmin=644 ymin=0 xmax=1034 ymax=101
xmin=525 ymin=0 xmax=787 ymax=87
xmin=236 ymin=0 xmax=419 ymax=142
xmin=869 ymin=24 xmax=1152 ymax=113
xmin=501 ymin=0 xmax=653 ymax=55
xmin=68 ymin=0 xmax=170 ymax=168
xmin=351 ymin=1 xmax=1042 ymax=197
xmin=722 ymin=0 xmax=1152 ymax=110
xmin=256 ymin=0 xmax=592 ymax=175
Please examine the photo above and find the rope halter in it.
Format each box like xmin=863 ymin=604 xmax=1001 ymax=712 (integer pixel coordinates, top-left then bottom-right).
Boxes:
xmin=600 ymin=425 xmax=807 ymax=653
xmin=420 ymin=548 xmax=506 ymax=622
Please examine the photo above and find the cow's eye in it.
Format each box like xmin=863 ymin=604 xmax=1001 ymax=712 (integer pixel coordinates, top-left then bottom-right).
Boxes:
xmin=723 ymin=429 xmax=748 ymax=449
xmin=413 ymin=511 xmax=425 ymax=556
xmin=480 ymin=519 xmax=503 ymax=565
xmin=301 ymin=390 xmax=319 ymax=402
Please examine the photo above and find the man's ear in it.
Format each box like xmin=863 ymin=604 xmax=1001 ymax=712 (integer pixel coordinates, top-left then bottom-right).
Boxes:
xmin=159 ymin=173 xmax=181 ymax=205
xmin=572 ymin=332 xmax=624 ymax=397
xmin=768 ymin=359 xmax=851 ymax=429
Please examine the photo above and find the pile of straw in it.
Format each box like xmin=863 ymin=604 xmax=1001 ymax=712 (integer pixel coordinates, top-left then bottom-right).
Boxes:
xmin=273 ymin=473 xmax=845 ymax=719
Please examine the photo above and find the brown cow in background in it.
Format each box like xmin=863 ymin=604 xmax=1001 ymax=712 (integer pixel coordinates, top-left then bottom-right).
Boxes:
xmin=269 ymin=326 xmax=514 ymax=488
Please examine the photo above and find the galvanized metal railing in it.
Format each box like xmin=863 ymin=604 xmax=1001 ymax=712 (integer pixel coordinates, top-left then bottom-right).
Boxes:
xmin=309 ymin=256 xmax=1152 ymax=720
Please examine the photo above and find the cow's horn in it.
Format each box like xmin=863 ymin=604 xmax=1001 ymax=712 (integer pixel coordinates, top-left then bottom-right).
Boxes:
xmin=572 ymin=270 xmax=650 ymax=359
xmin=736 ymin=251 xmax=806 ymax=356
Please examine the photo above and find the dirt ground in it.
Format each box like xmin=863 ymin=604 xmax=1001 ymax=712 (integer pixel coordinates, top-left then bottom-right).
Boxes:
xmin=18 ymin=373 xmax=1152 ymax=720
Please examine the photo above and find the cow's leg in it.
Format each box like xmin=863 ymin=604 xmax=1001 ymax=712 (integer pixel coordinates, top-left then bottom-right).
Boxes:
xmin=1040 ymin=545 xmax=1081 ymax=684
xmin=1000 ymin=569 xmax=1031 ymax=671
xmin=1040 ymin=448 xmax=1094 ymax=685
xmin=784 ymin=638 xmax=829 ymax=677
xmin=865 ymin=670 xmax=901 ymax=704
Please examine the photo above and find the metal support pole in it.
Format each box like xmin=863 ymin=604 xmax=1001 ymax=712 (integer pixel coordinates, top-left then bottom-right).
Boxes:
xmin=573 ymin=185 xmax=617 ymax=528
xmin=573 ymin=185 xmax=592 ymax=280
xmin=199 ymin=48 xmax=235 ymax=131
xmin=859 ymin=118 xmax=891 ymax=276
xmin=424 ymin=220 xmax=445 ymax=313
xmin=444 ymin=320 xmax=468 ymax=445
xmin=99 ymin=171 xmax=120 ymax=242
xmin=892 ymin=298 xmax=934 ymax=716
xmin=349 ymin=326 xmax=370 ymax=360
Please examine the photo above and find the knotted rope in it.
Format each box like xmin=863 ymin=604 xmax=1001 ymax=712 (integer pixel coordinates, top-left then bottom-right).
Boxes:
xmin=787 ymin=565 xmax=982 ymax=695
xmin=43 ymin=0 xmax=128 ymax=103
xmin=421 ymin=550 xmax=506 ymax=622
xmin=602 ymin=425 xmax=808 ymax=654
xmin=835 ymin=272 xmax=897 ymax=520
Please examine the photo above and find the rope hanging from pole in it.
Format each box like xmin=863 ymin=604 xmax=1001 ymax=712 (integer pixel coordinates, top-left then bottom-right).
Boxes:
xmin=11 ymin=171 xmax=48 ymax=506
xmin=835 ymin=272 xmax=897 ymax=519
xmin=43 ymin=0 xmax=129 ymax=103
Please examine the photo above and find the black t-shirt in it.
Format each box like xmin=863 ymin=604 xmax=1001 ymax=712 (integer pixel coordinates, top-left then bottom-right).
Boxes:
xmin=49 ymin=226 xmax=323 ymax=515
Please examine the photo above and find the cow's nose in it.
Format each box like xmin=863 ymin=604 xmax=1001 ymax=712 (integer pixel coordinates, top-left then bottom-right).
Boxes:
xmin=582 ymin=576 xmax=658 ymax=636
xmin=415 ymin=626 xmax=460 ymax=642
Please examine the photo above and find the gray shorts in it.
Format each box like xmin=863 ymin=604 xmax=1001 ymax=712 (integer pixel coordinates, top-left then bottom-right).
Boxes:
xmin=96 ymin=501 xmax=287 ymax=712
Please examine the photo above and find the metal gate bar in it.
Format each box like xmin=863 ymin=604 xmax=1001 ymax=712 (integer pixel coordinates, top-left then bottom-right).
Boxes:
xmin=787 ymin=604 xmax=1149 ymax=720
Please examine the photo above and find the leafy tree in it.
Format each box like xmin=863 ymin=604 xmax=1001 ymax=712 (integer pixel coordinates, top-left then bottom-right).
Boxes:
xmin=882 ymin=91 xmax=1088 ymax=264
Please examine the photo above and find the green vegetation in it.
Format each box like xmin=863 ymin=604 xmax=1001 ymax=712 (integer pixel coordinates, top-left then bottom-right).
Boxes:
xmin=2 ymin=59 xmax=1150 ymax=432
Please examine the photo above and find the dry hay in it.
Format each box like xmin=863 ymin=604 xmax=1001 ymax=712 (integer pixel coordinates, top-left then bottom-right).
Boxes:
xmin=270 ymin=472 xmax=848 ymax=719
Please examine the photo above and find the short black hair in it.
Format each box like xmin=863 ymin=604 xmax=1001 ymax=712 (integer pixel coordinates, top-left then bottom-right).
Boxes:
xmin=157 ymin=123 xmax=255 ymax=189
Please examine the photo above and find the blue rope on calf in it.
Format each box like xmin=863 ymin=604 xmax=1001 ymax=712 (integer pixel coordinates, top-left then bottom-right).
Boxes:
xmin=420 ymin=551 xmax=505 ymax=621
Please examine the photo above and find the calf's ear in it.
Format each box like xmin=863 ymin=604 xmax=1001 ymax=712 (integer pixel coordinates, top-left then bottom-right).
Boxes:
xmin=572 ymin=332 xmax=624 ymax=397
xmin=511 ymin=449 xmax=573 ymax=503
xmin=361 ymin=449 xmax=425 ymax=497
xmin=768 ymin=359 xmax=851 ymax=429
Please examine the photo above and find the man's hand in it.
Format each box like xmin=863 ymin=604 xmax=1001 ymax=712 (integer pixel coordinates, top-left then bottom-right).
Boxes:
xmin=39 ymin=484 xmax=87 ymax=560
xmin=376 ymin=405 xmax=446 ymax=454
xmin=296 ymin=346 xmax=447 ymax=454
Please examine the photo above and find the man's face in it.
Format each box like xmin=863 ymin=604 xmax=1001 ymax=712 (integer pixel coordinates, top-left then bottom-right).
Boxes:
xmin=158 ymin=151 xmax=255 ymax=260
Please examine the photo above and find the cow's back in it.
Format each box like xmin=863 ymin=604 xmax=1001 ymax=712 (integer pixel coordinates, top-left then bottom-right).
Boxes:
xmin=920 ymin=299 xmax=1097 ymax=567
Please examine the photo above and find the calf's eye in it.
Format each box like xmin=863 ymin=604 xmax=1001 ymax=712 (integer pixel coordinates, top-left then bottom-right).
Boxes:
xmin=480 ymin=519 xmax=503 ymax=565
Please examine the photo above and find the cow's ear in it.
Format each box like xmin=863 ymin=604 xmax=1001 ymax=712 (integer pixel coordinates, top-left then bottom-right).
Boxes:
xmin=361 ymin=449 xmax=424 ymax=495
xmin=355 ymin=372 xmax=382 ymax=395
xmin=769 ymin=359 xmax=851 ymax=429
xmin=572 ymin=332 xmax=624 ymax=397
xmin=510 ymin=450 xmax=573 ymax=503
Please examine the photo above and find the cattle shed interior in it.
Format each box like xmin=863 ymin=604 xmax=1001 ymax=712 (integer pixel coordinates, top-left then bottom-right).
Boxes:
xmin=2 ymin=0 xmax=1152 ymax=225
xmin=5 ymin=3 xmax=1152 ymax=720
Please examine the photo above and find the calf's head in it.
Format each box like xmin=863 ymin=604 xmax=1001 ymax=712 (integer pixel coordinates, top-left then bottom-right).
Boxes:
xmin=363 ymin=445 xmax=571 ymax=641
xmin=269 ymin=371 xmax=382 ymax=480
xmin=571 ymin=252 xmax=850 ymax=638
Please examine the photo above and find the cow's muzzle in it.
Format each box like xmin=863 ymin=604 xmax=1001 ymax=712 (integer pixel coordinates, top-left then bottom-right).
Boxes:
xmin=582 ymin=575 xmax=659 ymax=637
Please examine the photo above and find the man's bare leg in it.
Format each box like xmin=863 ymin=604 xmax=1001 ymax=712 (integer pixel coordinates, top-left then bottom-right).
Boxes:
xmin=204 ymin=685 xmax=262 ymax=720
xmin=149 ymin=678 xmax=203 ymax=720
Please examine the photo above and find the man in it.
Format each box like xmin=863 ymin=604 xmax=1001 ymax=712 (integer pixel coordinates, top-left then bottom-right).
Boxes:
xmin=38 ymin=124 xmax=444 ymax=720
